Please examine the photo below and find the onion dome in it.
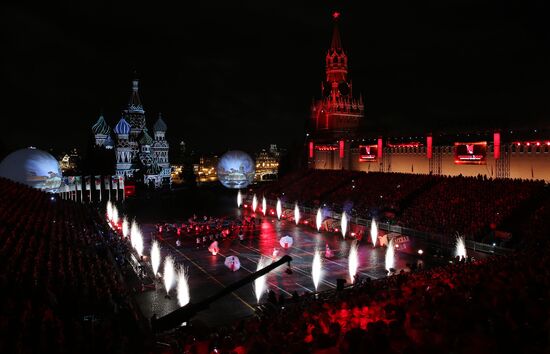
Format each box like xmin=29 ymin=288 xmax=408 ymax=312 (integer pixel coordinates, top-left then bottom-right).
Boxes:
xmin=114 ymin=117 xmax=131 ymax=135
xmin=92 ymin=115 xmax=111 ymax=135
xmin=139 ymin=130 xmax=153 ymax=146
xmin=154 ymin=113 xmax=167 ymax=132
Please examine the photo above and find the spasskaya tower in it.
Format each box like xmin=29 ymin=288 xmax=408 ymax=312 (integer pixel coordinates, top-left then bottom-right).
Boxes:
xmin=308 ymin=12 xmax=364 ymax=169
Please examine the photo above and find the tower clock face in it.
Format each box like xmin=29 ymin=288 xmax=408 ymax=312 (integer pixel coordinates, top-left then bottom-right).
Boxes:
xmin=338 ymin=81 xmax=350 ymax=96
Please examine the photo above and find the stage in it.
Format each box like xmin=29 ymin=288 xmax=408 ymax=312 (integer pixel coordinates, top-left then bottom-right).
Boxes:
xmin=134 ymin=211 xmax=423 ymax=328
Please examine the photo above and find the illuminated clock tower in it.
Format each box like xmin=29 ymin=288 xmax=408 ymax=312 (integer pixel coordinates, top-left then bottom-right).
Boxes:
xmin=308 ymin=12 xmax=364 ymax=169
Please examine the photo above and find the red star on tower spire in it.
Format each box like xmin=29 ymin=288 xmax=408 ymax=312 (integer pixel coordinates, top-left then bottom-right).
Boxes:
xmin=332 ymin=11 xmax=340 ymax=20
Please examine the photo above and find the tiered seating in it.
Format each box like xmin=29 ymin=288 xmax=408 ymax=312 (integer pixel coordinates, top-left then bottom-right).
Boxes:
xmin=398 ymin=176 xmax=545 ymax=237
xmin=257 ymin=170 xmax=544 ymax=239
xmin=0 ymin=178 xmax=141 ymax=353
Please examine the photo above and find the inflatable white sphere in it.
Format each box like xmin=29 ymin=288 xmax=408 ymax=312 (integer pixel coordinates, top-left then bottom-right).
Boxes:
xmin=216 ymin=150 xmax=255 ymax=189
xmin=0 ymin=147 xmax=62 ymax=192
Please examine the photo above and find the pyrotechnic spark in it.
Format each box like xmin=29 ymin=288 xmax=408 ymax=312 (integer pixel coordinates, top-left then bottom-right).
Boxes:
xmin=151 ymin=240 xmax=161 ymax=276
xmin=341 ymin=211 xmax=348 ymax=238
xmin=164 ymin=256 xmax=175 ymax=294
xmin=455 ymin=234 xmax=467 ymax=260
xmin=254 ymin=256 xmax=271 ymax=303
xmin=276 ymin=198 xmax=282 ymax=220
xmin=262 ymin=196 xmax=267 ymax=216
xmin=130 ymin=220 xmax=143 ymax=256
xmin=312 ymin=250 xmax=322 ymax=291
xmin=294 ymin=203 xmax=300 ymax=225
xmin=122 ymin=217 xmax=129 ymax=238
xmin=385 ymin=239 xmax=395 ymax=273
xmin=370 ymin=219 xmax=378 ymax=247
xmin=252 ymin=194 xmax=258 ymax=212
xmin=348 ymin=240 xmax=359 ymax=283
xmin=106 ymin=201 xmax=113 ymax=222
xmin=237 ymin=190 xmax=242 ymax=208
xmin=112 ymin=205 xmax=119 ymax=225
xmin=177 ymin=266 xmax=190 ymax=306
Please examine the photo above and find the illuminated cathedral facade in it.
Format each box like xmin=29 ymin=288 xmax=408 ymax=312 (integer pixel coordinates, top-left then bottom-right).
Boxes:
xmin=92 ymin=79 xmax=171 ymax=188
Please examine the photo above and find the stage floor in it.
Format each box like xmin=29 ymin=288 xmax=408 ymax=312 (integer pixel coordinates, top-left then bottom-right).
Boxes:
xmin=134 ymin=213 xmax=421 ymax=328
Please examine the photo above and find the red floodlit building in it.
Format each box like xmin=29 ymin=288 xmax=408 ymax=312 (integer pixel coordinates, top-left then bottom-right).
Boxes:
xmin=307 ymin=15 xmax=550 ymax=182
xmin=308 ymin=13 xmax=364 ymax=170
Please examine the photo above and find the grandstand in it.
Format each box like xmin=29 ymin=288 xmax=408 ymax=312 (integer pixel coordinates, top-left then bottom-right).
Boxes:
xmin=0 ymin=178 xmax=148 ymax=353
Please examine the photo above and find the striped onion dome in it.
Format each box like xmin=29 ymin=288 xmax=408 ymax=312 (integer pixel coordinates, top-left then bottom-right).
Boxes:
xmin=114 ymin=117 xmax=131 ymax=135
xmin=92 ymin=115 xmax=111 ymax=135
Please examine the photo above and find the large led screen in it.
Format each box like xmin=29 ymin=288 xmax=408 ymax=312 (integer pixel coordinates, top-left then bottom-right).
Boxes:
xmin=454 ymin=141 xmax=487 ymax=165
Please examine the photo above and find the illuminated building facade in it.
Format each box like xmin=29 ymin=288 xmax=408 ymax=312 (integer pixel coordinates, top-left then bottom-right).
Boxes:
xmin=92 ymin=79 xmax=171 ymax=188
xmin=308 ymin=15 xmax=549 ymax=182
xmin=194 ymin=155 xmax=219 ymax=184
xmin=255 ymin=144 xmax=280 ymax=181
xmin=308 ymin=12 xmax=364 ymax=171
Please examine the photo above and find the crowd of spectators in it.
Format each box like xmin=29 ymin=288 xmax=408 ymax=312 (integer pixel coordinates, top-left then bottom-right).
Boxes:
xmin=254 ymin=170 xmax=545 ymax=240
xmin=398 ymin=175 xmax=544 ymax=238
xmin=0 ymin=178 xmax=145 ymax=353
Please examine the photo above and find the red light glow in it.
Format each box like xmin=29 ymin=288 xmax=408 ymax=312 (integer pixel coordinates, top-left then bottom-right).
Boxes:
xmin=332 ymin=11 xmax=340 ymax=19
xmin=494 ymin=131 xmax=500 ymax=160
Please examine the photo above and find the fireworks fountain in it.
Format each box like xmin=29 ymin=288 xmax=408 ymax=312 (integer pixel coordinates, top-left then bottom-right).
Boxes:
xmin=163 ymin=255 xmax=175 ymax=295
xmin=385 ymin=239 xmax=395 ymax=274
xmin=177 ymin=266 xmax=190 ymax=306
xmin=294 ymin=203 xmax=300 ymax=225
xmin=262 ymin=196 xmax=267 ymax=216
xmin=237 ymin=190 xmax=242 ymax=208
xmin=151 ymin=240 xmax=161 ymax=276
xmin=312 ymin=249 xmax=322 ymax=291
xmin=316 ymin=208 xmax=322 ymax=231
xmin=130 ymin=220 xmax=144 ymax=256
xmin=122 ymin=217 xmax=129 ymax=238
xmin=276 ymin=198 xmax=282 ymax=220
xmin=112 ymin=205 xmax=119 ymax=226
xmin=254 ymin=256 xmax=271 ymax=303
xmin=106 ymin=200 xmax=113 ymax=222
xmin=348 ymin=240 xmax=359 ymax=284
xmin=252 ymin=194 xmax=258 ymax=212
xmin=341 ymin=211 xmax=348 ymax=238
xmin=455 ymin=234 xmax=467 ymax=260
xmin=370 ymin=219 xmax=378 ymax=247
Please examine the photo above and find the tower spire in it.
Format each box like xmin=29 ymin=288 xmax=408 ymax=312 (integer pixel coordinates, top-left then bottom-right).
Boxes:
xmin=330 ymin=12 xmax=342 ymax=51
xmin=128 ymin=75 xmax=144 ymax=113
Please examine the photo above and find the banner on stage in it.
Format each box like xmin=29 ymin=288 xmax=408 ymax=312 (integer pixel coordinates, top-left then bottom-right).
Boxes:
xmin=111 ymin=175 xmax=118 ymax=190
xmin=104 ymin=176 xmax=110 ymax=190
xmin=118 ymin=176 xmax=124 ymax=189
xmin=95 ymin=175 xmax=101 ymax=190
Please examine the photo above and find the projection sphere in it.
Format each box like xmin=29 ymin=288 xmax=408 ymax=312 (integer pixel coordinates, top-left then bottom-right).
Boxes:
xmin=0 ymin=148 xmax=62 ymax=192
xmin=216 ymin=150 xmax=255 ymax=189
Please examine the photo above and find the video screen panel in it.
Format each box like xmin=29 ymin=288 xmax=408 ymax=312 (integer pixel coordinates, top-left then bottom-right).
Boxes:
xmin=359 ymin=145 xmax=378 ymax=162
xmin=454 ymin=141 xmax=487 ymax=165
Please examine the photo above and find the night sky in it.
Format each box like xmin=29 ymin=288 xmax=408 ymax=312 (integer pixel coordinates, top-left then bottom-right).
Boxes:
xmin=1 ymin=1 xmax=549 ymax=155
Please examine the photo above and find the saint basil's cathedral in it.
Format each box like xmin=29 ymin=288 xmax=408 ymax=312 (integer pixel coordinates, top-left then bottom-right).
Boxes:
xmin=91 ymin=79 xmax=171 ymax=188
